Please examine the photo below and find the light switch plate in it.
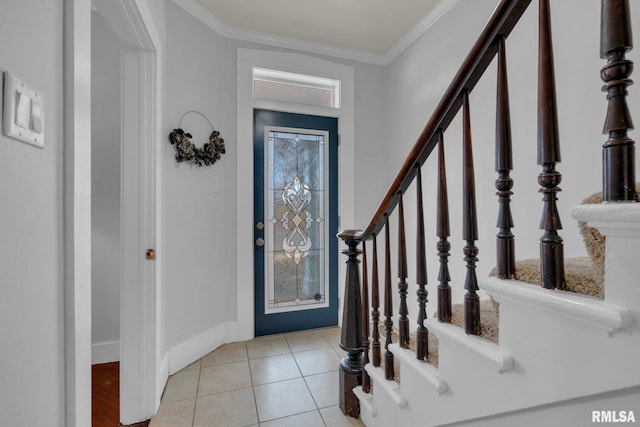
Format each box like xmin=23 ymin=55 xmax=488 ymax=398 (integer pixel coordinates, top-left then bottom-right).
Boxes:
xmin=2 ymin=71 xmax=44 ymax=148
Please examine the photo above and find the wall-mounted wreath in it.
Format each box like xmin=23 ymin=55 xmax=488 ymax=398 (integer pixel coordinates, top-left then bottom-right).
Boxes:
xmin=168 ymin=111 xmax=226 ymax=167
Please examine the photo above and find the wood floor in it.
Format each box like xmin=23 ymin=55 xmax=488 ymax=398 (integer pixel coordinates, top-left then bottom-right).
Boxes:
xmin=92 ymin=362 xmax=120 ymax=427
xmin=92 ymin=362 xmax=150 ymax=427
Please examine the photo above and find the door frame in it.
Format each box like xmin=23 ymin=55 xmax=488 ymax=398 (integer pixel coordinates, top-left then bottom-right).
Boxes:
xmin=63 ymin=1 xmax=92 ymax=425
xmin=65 ymin=0 xmax=164 ymax=424
xmin=236 ymin=48 xmax=355 ymax=341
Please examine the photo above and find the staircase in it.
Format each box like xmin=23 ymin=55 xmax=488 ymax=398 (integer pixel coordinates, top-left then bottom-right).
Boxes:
xmin=359 ymin=216 xmax=639 ymax=425
xmin=337 ymin=1 xmax=640 ymax=426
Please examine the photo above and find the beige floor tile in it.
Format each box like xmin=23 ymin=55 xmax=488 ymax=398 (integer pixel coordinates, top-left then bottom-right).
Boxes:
xmin=193 ymin=387 xmax=258 ymax=427
xmin=249 ymin=353 xmax=301 ymax=385
xmin=284 ymin=329 xmax=332 ymax=352
xmin=149 ymin=398 xmax=195 ymax=427
xmin=305 ymin=370 xmax=339 ymax=408
xmin=246 ymin=335 xmax=290 ymax=359
xmin=201 ymin=341 xmax=248 ymax=367
xmin=181 ymin=359 xmax=202 ymax=371
xmin=198 ymin=360 xmax=252 ymax=396
xmin=323 ymin=327 xmax=356 ymax=355
xmin=319 ymin=405 xmax=366 ymax=427
xmin=260 ymin=410 xmax=326 ymax=427
xmin=161 ymin=368 xmax=199 ymax=403
xmin=152 ymin=331 xmax=362 ymax=427
xmin=332 ymin=344 xmax=347 ymax=359
xmin=293 ymin=347 xmax=341 ymax=376
xmin=254 ymin=377 xmax=317 ymax=422
xmin=320 ymin=327 xmax=341 ymax=346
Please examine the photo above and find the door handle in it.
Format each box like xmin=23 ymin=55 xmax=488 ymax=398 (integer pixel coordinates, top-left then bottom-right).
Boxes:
xmin=256 ymin=237 xmax=265 ymax=247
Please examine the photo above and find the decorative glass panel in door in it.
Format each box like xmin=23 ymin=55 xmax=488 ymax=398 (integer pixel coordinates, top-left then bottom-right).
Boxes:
xmin=254 ymin=110 xmax=338 ymax=336
xmin=267 ymin=129 xmax=327 ymax=311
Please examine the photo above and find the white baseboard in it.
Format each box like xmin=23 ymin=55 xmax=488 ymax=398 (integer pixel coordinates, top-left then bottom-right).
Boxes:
xmin=92 ymin=340 xmax=120 ymax=364
xmin=156 ymin=352 xmax=170 ymax=406
xmin=224 ymin=321 xmax=238 ymax=342
xmin=168 ymin=323 xmax=226 ymax=375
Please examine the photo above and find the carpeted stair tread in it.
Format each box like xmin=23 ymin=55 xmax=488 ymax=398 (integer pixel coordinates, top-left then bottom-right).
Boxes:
xmin=491 ymin=257 xmax=603 ymax=298
xmin=494 ymin=186 xmax=639 ymax=299
xmin=373 ymin=299 xmax=499 ymax=383
xmin=449 ymin=299 xmax=499 ymax=343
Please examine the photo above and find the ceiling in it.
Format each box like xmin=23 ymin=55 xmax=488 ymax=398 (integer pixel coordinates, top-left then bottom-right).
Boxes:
xmin=190 ymin=0 xmax=447 ymax=56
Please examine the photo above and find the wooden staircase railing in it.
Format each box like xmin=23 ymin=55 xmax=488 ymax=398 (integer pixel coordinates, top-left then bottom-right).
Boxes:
xmin=338 ymin=0 xmax=636 ymax=418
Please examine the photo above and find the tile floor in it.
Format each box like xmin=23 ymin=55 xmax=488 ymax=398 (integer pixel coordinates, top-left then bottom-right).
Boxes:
xmin=149 ymin=327 xmax=365 ymax=427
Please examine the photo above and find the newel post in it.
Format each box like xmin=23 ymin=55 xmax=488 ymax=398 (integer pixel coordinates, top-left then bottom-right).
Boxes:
xmin=338 ymin=230 xmax=363 ymax=418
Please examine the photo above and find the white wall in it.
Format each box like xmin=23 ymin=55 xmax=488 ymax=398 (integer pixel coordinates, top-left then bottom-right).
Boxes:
xmin=353 ymin=62 xmax=387 ymax=224
xmin=163 ymin=0 xmax=238 ymax=352
xmin=91 ymin=11 xmax=122 ymax=364
xmin=382 ymin=0 xmax=640 ymax=315
xmin=0 ymin=1 xmax=65 ymax=426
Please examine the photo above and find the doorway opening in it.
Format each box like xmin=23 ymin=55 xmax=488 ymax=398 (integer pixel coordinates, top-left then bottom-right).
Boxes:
xmin=90 ymin=11 xmax=123 ymax=423
xmin=90 ymin=0 xmax=160 ymax=424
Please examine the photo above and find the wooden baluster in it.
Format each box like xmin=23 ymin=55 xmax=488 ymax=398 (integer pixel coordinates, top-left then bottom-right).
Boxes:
xmin=361 ymin=241 xmax=371 ymax=393
xmin=384 ymin=215 xmax=395 ymax=380
xmin=371 ymin=234 xmax=381 ymax=368
xmin=601 ymin=0 xmax=636 ymax=202
xmin=397 ymin=193 xmax=410 ymax=349
xmin=495 ymin=36 xmax=516 ymax=279
xmin=338 ymin=231 xmax=363 ymax=417
xmin=462 ymin=91 xmax=480 ymax=336
xmin=538 ymin=0 xmax=566 ymax=290
xmin=437 ymin=131 xmax=452 ymax=323
xmin=415 ymin=166 xmax=429 ymax=361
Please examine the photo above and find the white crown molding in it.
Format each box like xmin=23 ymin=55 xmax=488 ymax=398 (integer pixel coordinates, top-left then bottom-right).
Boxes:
xmin=171 ymin=0 xmax=461 ymax=66
xmin=225 ymin=24 xmax=388 ymax=65
xmin=383 ymin=0 xmax=462 ymax=63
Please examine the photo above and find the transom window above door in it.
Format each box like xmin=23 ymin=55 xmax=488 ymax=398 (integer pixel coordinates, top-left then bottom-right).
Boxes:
xmin=252 ymin=67 xmax=341 ymax=108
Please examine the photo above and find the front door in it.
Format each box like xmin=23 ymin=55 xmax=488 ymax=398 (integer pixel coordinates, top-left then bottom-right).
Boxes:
xmin=254 ymin=109 xmax=338 ymax=336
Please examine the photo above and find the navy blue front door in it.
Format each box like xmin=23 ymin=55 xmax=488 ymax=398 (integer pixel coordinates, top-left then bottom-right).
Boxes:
xmin=254 ymin=109 xmax=338 ymax=336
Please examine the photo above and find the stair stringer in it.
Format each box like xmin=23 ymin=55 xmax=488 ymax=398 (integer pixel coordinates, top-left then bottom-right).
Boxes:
xmin=441 ymin=384 xmax=640 ymax=427
xmin=356 ymin=279 xmax=639 ymax=427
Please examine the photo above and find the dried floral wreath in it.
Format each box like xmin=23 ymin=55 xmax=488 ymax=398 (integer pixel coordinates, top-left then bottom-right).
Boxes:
xmin=168 ymin=111 xmax=226 ymax=167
